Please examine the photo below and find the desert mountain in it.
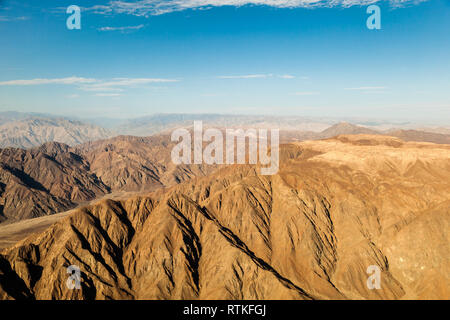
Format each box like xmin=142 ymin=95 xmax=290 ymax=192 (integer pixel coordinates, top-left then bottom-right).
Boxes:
xmin=317 ymin=122 xmax=380 ymax=138
xmin=1 ymin=112 xmax=449 ymax=148
xmin=417 ymin=127 xmax=450 ymax=135
xmin=0 ymin=136 xmax=216 ymax=223
xmin=387 ymin=129 xmax=450 ymax=145
xmin=0 ymin=117 xmax=111 ymax=149
xmin=113 ymin=114 xmax=332 ymax=136
xmin=0 ymin=135 xmax=448 ymax=300
xmin=282 ymin=123 xmax=450 ymax=145
xmin=75 ymin=135 xmax=217 ymax=191
xmin=280 ymin=122 xmax=381 ymax=143
xmin=0 ymin=142 xmax=109 ymax=222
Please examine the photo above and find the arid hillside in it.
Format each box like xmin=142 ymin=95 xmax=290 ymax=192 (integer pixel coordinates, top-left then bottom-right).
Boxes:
xmin=0 ymin=135 xmax=448 ymax=300
xmin=0 ymin=136 xmax=215 ymax=223
xmin=0 ymin=142 xmax=109 ymax=222
xmin=281 ymin=123 xmax=450 ymax=145
xmin=387 ymin=129 xmax=450 ymax=145
xmin=75 ymin=135 xmax=217 ymax=191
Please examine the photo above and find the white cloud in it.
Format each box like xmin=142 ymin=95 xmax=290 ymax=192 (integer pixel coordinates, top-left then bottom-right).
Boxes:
xmin=80 ymin=78 xmax=179 ymax=92
xmin=104 ymin=78 xmax=178 ymax=85
xmin=218 ymin=74 xmax=272 ymax=79
xmin=0 ymin=76 xmax=179 ymax=94
xmin=0 ymin=16 xmax=29 ymax=22
xmin=86 ymin=0 xmax=429 ymax=16
xmin=0 ymin=77 xmax=178 ymax=87
xmin=345 ymin=86 xmax=387 ymax=90
xmin=98 ymin=24 xmax=145 ymax=31
xmin=294 ymin=91 xmax=320 ymax=95
xmin=80 ymin=86 xmax=124 ymax=92
xmin=0 ymin=77 xmax=97 ymax=86
xmin=95 ymin=93 xmax=122 ymax=97
xmin=218 ymin=73 xmax=298 ymax=80
xmin=278 ymin=74 xmax=295 ymax=79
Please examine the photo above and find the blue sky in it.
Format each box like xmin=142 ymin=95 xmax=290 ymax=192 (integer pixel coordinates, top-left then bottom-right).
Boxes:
xmin=0 ymin=0 xmax=449 ymax=122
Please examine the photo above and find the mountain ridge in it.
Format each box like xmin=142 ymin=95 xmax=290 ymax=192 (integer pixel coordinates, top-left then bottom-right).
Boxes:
xmin=0 ymin=135 xmax=448 ymax=300
xmin=0 ymin=135 xmax=218 ymax=223
xmin=1 ymin=112 xmax=450 ymax=148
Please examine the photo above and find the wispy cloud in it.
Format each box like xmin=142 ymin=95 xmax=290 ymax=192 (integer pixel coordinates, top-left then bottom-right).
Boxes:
xmin=102 ymin=78 xmax=178 ymax=86
xmin=0 ymin=77 xmax=97 ymax=86
xmin=293 ymin=91 xmax=320 ymax=95
xmin=218 ymin=73 xmax=297 ymax=79
xmin=95 ymin=93 xmax=122 ymax=97
xmin=344 ymin=86 xmax=387 ymax=90
xmin=98 ymin=24 xmax=145 ymax=32
xmin=0 ymin=15 xmax=29 ymax=22
xmin=0 ymin=77 xmax=178 ymax=86
xmin=200 ymin=93 xmax=222 ymax=97
xmin=85 ymin=0 xmax=429 ymax=17
xmin=80 ymin=86 xmax=124 ymax=92
xmin=218 ymin=74 xmax=272 ymax=79
xmin=0 ymin=76 xmax=179 ymax=94
xmin=278 ymin=74 xmax=295 ymax=79
xmin=80 ymin=78 xmax=179 ymax=92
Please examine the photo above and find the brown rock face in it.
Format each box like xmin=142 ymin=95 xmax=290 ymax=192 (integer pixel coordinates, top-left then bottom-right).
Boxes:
xmin=0 ymin=142 xmax=108 ymax=222
xmin=0 ymin=136 xmax=216 ymax=223
xmin=0 ymin=135 xmax=448 ymax=300
xmin=75 ymin=135 xmax=217 ymax=191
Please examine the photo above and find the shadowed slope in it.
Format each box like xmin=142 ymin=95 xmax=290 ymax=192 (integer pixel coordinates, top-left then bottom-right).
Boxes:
xmin=0 ymin=136 xmax=218 ymax=223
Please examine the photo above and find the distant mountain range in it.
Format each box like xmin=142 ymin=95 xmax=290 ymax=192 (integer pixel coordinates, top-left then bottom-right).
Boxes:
xmin=0 ymin=115 xmax=111 ymax=149
xmin=1 ymin=112 xmax=449 ymax=149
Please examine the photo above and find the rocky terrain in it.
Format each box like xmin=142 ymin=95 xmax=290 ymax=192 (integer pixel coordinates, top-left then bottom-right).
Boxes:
xmin=0 ymin=136 xmax=216 ymax=223
xmin=0 ymin=135 xmax=448 ymax=300
xmin=386 ymin=129 xmax=450 ymax=145
xmin=75 ymin=135 xmax=216 ymax=191
xmin=281 ymin=122 xmax=450 ymax=145
xmin=0 ymin=142 xmax=108 ymax=222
